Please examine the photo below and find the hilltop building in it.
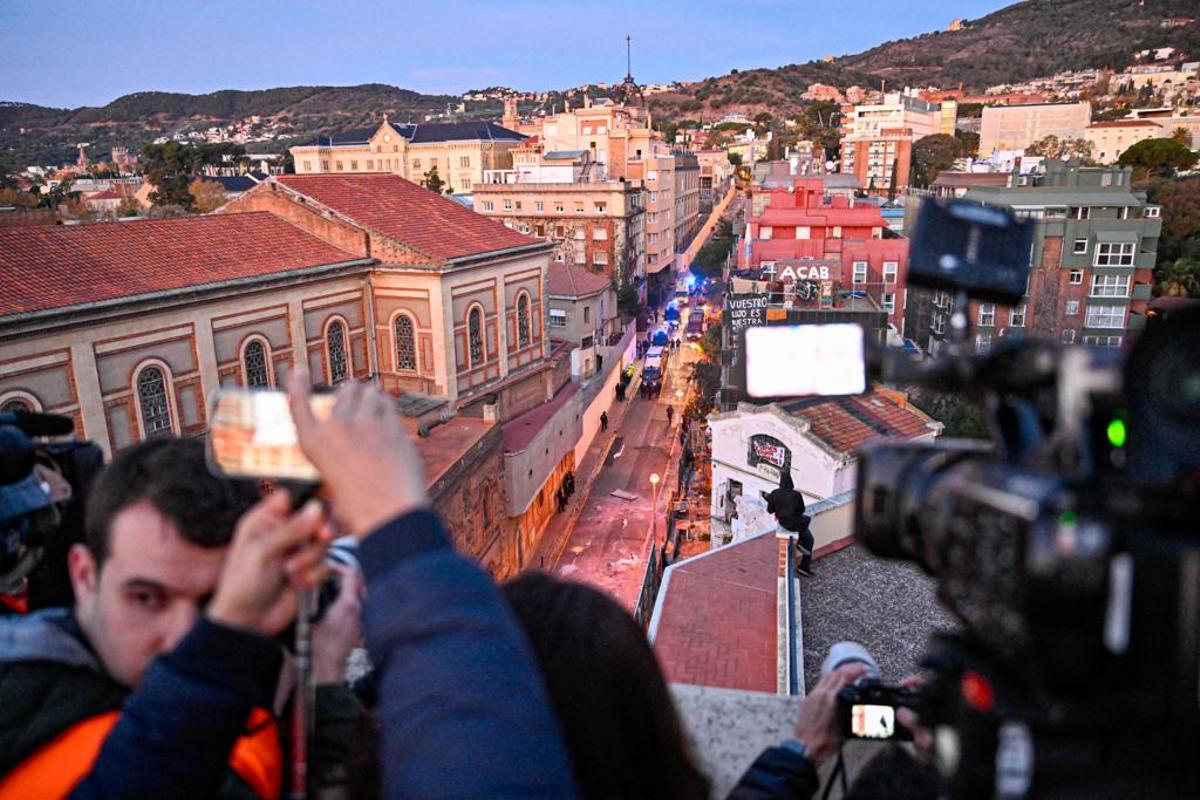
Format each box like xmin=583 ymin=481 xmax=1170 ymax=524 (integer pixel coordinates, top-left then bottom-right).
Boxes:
xmin=839 ymin=92 xmax=957 ymax=195
xmin=1084 ymin=119 xmax=1164 ymax=164
xmin=289 ymin=117 xmax=526 ymax=194
xmin=979 ymin=101 xmax=1091 ymax=155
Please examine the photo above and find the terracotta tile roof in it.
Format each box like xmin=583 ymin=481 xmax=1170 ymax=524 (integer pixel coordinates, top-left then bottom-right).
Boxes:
xmin=547 ymin=262 xmax=611 ymax=297
xmin=0 ymin=212 xmax=358 ymax=317
xmin=274 ymin=174 xmax=539 ymax=261
xmin=653 ymin=533 xmax=783 ymax=693
xmin=780 ymin=390 xmax=937 ymax=457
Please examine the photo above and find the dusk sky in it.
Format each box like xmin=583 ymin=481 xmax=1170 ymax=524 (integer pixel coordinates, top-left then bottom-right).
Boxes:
xmin=2 ymin=0 xmax=1009 ymax=109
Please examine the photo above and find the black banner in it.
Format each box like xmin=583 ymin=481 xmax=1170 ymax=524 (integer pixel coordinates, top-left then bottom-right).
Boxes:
xmin=727 ymin=293 xmax=769 ymax=333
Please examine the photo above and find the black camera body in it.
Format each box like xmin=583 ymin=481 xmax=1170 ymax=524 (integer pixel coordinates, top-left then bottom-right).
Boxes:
xmin=0 ymin=412 xmax=105 ymax=610
xmin=852 ymin=199 xmax=1200 ymax=797
xmin=836 ymin=679 xmax=919 ymax=741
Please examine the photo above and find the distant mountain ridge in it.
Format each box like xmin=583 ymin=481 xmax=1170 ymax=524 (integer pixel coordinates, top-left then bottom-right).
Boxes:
xmin=645 ymin=0 xmax=1200 ymax=121
xmin=2 ymin=0 xmax=1198 ymax=170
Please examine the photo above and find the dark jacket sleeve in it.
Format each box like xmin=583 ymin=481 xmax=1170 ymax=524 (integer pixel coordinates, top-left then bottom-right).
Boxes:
xmin=359 ymin=510 xmax=578 ymax=799
xmin=727 ymin=746 xmax=820 ymax=800
xmin=70 ymin=618 xmax=282 ymax=800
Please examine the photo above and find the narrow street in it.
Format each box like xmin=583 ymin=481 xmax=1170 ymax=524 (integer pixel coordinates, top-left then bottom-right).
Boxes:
xmin=543 ymin=308 xmax=702 ymax=611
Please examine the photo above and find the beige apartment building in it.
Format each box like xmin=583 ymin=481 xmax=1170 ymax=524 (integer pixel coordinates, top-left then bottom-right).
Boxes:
xmin=290 ymin=117 xmax=526 ymax=194
xmin=1085 ymin=119 xmax=1164 ymax=164
xmin=839 ymin=93 xmax=957 ymax=194
xmin=473 ymin=174 xmax=646 ymax=289
xmin=979 ymin=101 xmax=1091 ymax=155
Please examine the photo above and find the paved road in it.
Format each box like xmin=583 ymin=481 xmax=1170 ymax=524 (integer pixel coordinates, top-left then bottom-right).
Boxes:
xmin=550 ymin=312 xmax=700 ymax=609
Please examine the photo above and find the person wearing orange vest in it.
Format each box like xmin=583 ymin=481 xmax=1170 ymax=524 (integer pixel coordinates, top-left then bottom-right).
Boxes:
xmin=0 ymin=438 xmax=360 ymax=799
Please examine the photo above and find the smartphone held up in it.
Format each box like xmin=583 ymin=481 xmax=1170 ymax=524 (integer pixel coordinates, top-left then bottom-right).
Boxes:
xmin=208 ymin=389 xmax=336 ymax=482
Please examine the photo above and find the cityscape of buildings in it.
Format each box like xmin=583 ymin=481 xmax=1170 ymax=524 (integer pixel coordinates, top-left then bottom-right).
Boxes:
xmin=1 ymin=7 xmax=1198 ymax=789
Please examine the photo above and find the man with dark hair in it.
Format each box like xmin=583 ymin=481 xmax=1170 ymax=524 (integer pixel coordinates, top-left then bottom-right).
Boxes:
xmin=0 ymin=437 xmax=356 ymax=798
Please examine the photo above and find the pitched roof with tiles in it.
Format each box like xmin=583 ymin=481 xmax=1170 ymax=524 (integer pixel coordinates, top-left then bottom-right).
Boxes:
xmin=779 ymin=390 xmax=937 ymax=457
xmin=652 ymin=532 xmax=785 ymax=693
xmin=547 ymin=262 xmax=612 ymax=297
xmin=0 ymin=212 xmax=359 ymax=317
xmin=303 ymin=120 xmax=525 ymax=147
xmin=273 ymin=173 xmax=541 ymax=261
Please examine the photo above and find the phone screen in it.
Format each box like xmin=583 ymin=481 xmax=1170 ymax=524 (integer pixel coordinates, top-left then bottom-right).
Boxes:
xmin=208 ymin=390 xmax=336 ymax=481
xmin=850 ymin=703 xmax=897 ymax=739
xmin=745 ymin=323 xmax=867 ymax=399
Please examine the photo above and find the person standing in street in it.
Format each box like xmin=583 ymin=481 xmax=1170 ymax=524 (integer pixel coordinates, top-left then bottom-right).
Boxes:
xmin=666 ymin=406 xmax=674 ymax=427
xmin=600 ymin=411 xmax=609 ymax=432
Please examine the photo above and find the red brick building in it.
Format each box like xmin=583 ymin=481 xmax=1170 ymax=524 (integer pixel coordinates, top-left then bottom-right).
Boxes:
xmin=739 ymin=179 xmax=910 ymax=335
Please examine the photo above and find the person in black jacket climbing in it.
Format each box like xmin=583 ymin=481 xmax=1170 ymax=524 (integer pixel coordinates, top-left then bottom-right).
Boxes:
xmin=766 ymin=472 xmax=814 ymax=577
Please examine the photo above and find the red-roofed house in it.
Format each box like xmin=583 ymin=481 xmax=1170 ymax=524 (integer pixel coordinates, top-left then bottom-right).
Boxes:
xmin=707 ymin=392 xmax=941 ymax=547
xmin=222 ymin=174 xmax=556 ymax=413
xmin=740 ymin=179 xmax=910 ymax=335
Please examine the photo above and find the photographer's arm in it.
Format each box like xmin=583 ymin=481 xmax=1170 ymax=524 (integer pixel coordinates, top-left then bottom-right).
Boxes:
xmin=290 ymin=375 xmax=579 ymax=800
xmin=727 ymin=664 xmax=869 ymax=800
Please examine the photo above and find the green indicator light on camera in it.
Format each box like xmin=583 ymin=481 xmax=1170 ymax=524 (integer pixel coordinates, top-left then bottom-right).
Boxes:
xmin=1107 ymin=419 xmax=1127 ymax=449
xmin=1058 ymin=511 xmax=1077 ymax=526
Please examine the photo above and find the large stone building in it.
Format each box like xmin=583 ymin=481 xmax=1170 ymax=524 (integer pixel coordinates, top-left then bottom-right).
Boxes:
xmin=979 ymin=101 xmax=1091 ymax=156
xmin=289 ymin=118 xmax=526 ymax=194
xmin=1084 ymin=119 xmax=1165 ymax=164
xmin=0 ymin=174 xmax=567 ymax=577
xmin=906 ymin=162 xmax=1161 ymax=355
xmin=839 ymin=93 xmax=957 ymax=195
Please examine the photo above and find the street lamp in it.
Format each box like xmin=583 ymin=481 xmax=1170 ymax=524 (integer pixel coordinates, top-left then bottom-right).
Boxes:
xmin=649 ymin=472 xmax=662 ymax=548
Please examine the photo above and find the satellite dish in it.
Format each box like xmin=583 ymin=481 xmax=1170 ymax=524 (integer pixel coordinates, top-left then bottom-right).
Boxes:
xmin=825 ymin=161 xmax=836 ymax=171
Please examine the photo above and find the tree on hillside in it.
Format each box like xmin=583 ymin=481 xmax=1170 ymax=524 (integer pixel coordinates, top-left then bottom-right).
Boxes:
xmin=1147 ymin=177 xmax=1200 ymax=264
xmin=189 ymin=179 xmax=228 ymax=213
xmin=1156 ymin=257 xmax=1200 ymax=299
xmin=1118 ymin=138 xmax=1199 ymax=181
xmin=912 ymin=134 xmax=963 ymax=187
xmin=1170 ymin=127 xmax=1192 ymax=147
xmin=955 ymin=129 xmax=980 ymax=158
xmin=1025 ymin=136 xmax=1095 ymax=163
xmin=0 ymin=188 xmax=38 ymax=208
xmin=422 ymin=165 xmax=447 ymax=194
xmin=727 ymin=152 xmax=743 ymax=167
xmin=142 ymin=141 xmax=244 ymax=209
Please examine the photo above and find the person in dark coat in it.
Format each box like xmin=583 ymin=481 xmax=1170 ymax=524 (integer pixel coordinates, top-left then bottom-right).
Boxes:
xmin=600 ymin=411 xmax=609 ymax=432
xmin=766 ymin=472 xmax=814 ymax=576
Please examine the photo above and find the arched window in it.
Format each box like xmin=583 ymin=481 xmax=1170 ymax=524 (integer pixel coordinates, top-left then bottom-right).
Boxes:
xmin=326 ymin=320 xmax=348 ymax=383
xmin=516 ymin=293 xmax=531 ymax=348
xmin=394 ymin=314 xmax=416 ymax=372
xmin=468 ymin=307 xmax=484 ymax=367
xmin=136 ymin=366 xmax=173 ymax=437
xmin=242 ymin=339 xmax=270 ymax=387
xmin=0 ymin=391 xmax=41 ymax=414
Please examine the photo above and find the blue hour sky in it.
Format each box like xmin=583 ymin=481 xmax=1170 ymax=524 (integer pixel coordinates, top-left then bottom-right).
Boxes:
xmin=1 ymin=0 xmax=1008 ymax=109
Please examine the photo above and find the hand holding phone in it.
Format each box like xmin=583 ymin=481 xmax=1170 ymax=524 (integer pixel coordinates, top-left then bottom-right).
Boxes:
xmin=286 ymin=372 xmax=430 ymax=540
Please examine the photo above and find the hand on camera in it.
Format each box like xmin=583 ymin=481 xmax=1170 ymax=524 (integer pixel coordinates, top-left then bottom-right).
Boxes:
xmin=288 ymin=370 xmax=430 ymax=540
xmin=794 ymin=663 xmax=871 ymax=763
xmin=311 ymin=562 xmax=365 ymax=684
xmin=207 ymin=491 xmax=332 ymax=637
xmin=897 ymin=674 xmax=934 ymax=759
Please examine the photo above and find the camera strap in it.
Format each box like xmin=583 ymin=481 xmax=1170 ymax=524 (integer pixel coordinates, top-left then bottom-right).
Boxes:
xmin=820 ymin=746 xmax=849 ymax=800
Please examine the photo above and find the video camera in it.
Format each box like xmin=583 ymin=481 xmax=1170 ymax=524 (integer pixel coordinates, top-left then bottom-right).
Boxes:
xmin=0 ymin=411 xmax=104 ymax=611
xmin=851 ymin=199 xmax=1200 ymax=798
